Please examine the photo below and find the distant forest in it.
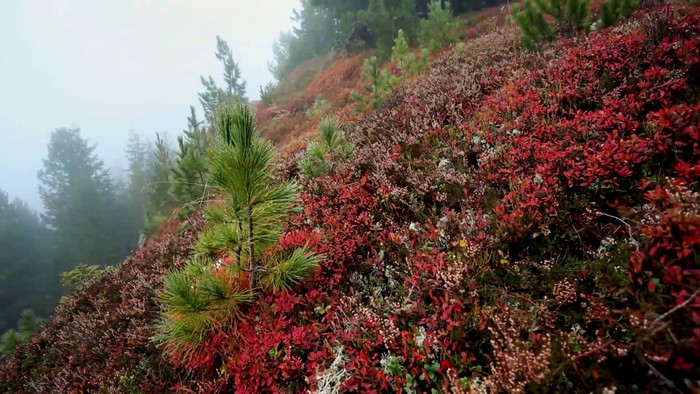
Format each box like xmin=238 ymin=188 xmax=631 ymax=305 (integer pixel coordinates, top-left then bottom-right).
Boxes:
xmin=0 ymin=130 xmax=151 ymax=335
xmin=270 ymin=0 xmax=507 ymax=79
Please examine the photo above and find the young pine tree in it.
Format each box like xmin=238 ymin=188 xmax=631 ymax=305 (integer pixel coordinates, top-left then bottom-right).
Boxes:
xmin=514 ymin=0 xmax=555 ymax=49
xmin=351 ymin=56 xmax=397 ymax=112
xmin=600 ymin=0 xmax=636 ymax=28
xmin=298 ymin=117 xmax=354 ymax=178
xmin=419 ymin=0 xmax=456 ymax=53
xmin=259 ymin=82 xmax=276 ymax=106
xmin=306 ymin=94 xmax=330 ymax=119
xmin=155 ymin=104 xmax=322 ymax=357
xmin=0 ymin=310 xmax=44 ymax=355
xmin=515 ymin=0 xmax=590 ymax=49
xmin=392 ymin=29 xmax=429 ymax=81
xmin=201 ymin=104 xmax=321 ymax=290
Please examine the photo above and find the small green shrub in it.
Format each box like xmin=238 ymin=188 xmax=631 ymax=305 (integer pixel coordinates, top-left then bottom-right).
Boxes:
xmin=0 ymin=310 xmax=43 ymax=355
xmin=259 ymin=82 xmax=276 ymax=106
xmin=60 ymin=264 xmax=103 ymax=293
xmin=298 ymin=117 xmax=354 ymax=178
xmin=306 ymin=94 xmax=330 ymax=119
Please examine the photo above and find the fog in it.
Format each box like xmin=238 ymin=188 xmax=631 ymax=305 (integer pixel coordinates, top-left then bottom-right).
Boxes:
xmin=0 ymin=0 xmax=299 ymax=211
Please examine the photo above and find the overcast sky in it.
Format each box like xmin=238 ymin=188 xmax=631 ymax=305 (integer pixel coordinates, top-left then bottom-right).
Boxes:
xmin=0 ymin=0 xmax=299 ymax=210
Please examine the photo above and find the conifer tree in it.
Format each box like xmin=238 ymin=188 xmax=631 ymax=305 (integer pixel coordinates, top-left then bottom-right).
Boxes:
xmin=144 ymin=133 xmax=175 ymax=236
xmin=298 ymin=117 xmax=354 ymax=177
xmin=259 ymin=82 xmax=276 ymax=106
xmin=38 ymin=128 xmax=134 ymax=270
xmin=515 ymin=0 xmax=590 ymax=49
xmin=155 ymin=105 xmax=322 ymax=356
xmin=124 ymin=133 xmax=152 ymax=236
xmin=392 ymin=29 xmax=412 ymax=80
xmin=306 ymin=94 xmax=331 ymax=118
xmin=354 ymin=0 xmax=417 ymax=59
xmin=419 ymin=0 xmax=456 ymax=53
xmin=515 ymin=0 xmax=555 ymax=49
xmin=199 ymin=37 xmax=248 ymax=122
xmin=216 ymin=36 xmax=246 ymax=99
xmin=600 ymin=0 xmax=636 ymax=28
xmin=200 ymin=104 xmax=320 ymax=290
xmin=0 ymin=310 xmax=44 ymax=355
xmin=0 ymin=191 xmax=53 ymax=334
xmin=169 ymin=107 xmax=209 ymax=205
xmin=392 ymin=29 xmax=428 ymax=80
xmin=351 ymin=56 xmax=397 ymax=112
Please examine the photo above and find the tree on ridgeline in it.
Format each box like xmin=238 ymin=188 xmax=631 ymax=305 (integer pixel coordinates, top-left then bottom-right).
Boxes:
xmin=199 ymin=37 xmax=248 ymax=122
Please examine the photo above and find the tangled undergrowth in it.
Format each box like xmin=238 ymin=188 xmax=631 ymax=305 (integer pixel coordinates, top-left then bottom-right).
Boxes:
xmin=1 ymin=4 xmax=698 ymax=393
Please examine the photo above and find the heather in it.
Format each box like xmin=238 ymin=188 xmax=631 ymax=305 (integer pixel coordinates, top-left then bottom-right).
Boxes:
xmin=1 ymin=3 xmax=699 ymax=394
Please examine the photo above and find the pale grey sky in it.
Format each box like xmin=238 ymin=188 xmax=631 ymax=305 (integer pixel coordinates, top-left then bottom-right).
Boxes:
xmin=0 ymin=0 xmax=300 ymax=210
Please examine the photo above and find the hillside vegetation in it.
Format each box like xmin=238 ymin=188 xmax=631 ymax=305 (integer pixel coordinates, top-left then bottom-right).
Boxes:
xmin=1 ymin=3 xmax=699 ymax=393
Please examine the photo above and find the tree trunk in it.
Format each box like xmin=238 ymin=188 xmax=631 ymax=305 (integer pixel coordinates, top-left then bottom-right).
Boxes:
xmin=247 ymin=207 xmax=255 ymax=289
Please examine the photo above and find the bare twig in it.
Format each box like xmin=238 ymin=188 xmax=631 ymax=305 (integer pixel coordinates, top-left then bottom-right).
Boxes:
xmin=653 ymin=288 xmax=700 ymax=324
xmin=641 ymin=356 xmax=680 ymax=393
xmin=596 ymin=211 xmax=640 ymax=252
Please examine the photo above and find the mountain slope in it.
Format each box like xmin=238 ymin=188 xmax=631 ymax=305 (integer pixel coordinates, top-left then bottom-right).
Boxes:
xmin=1 ymin=4 xmax=699 ymax=393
